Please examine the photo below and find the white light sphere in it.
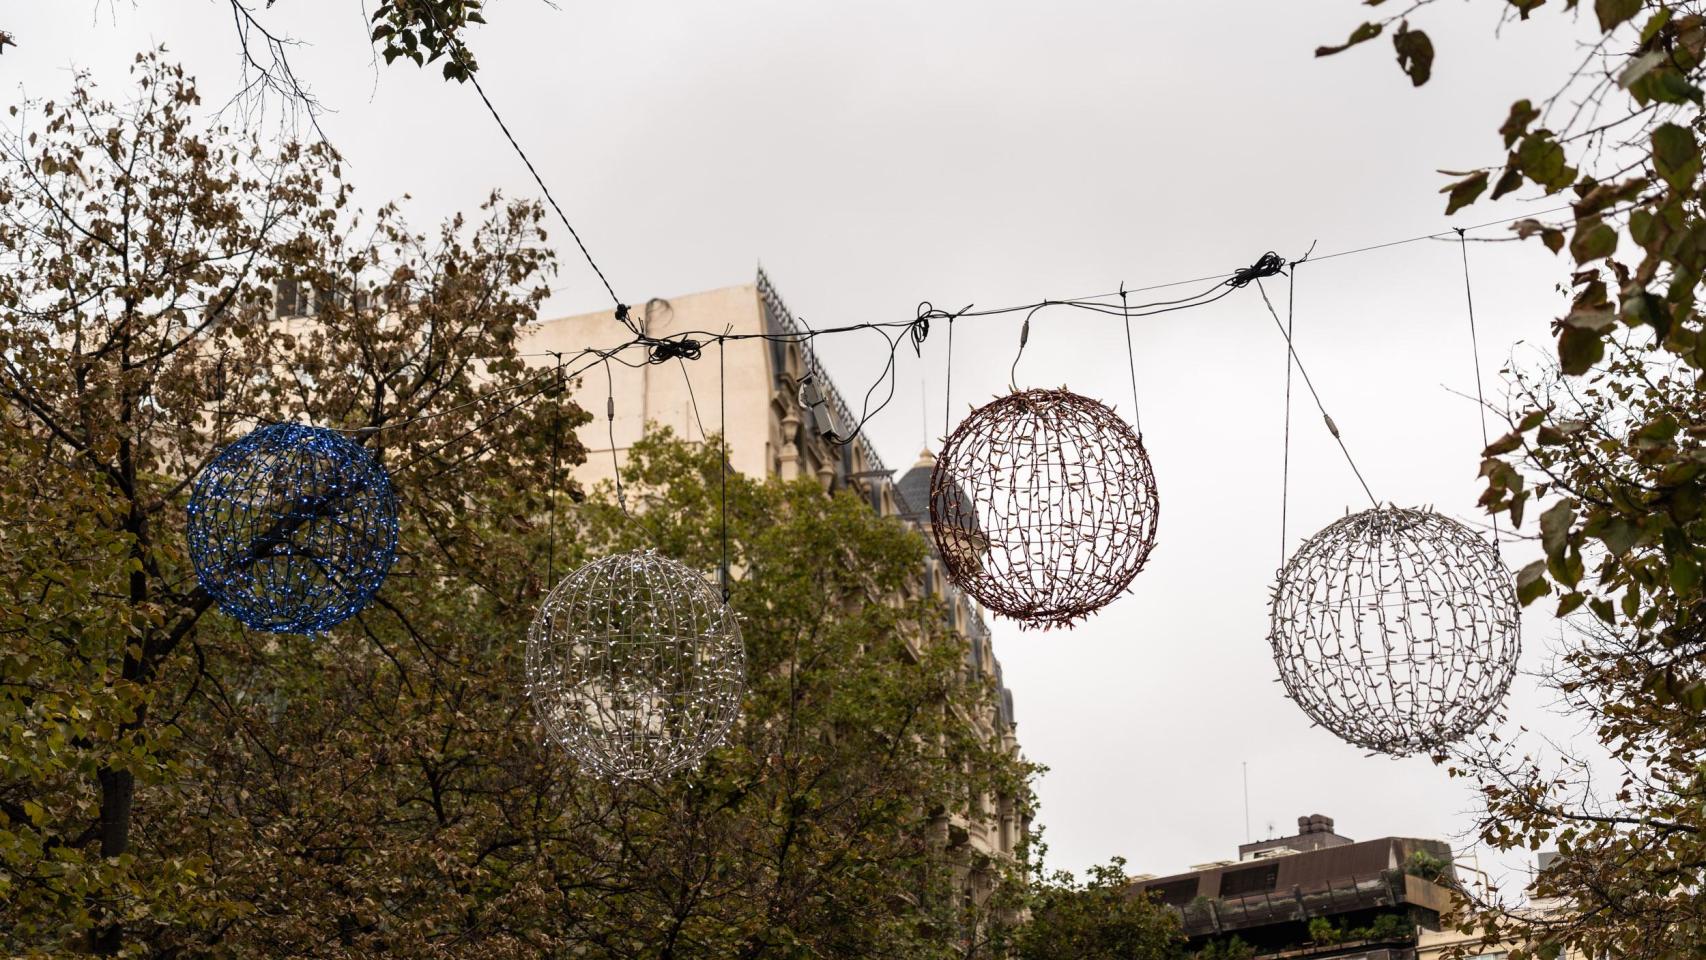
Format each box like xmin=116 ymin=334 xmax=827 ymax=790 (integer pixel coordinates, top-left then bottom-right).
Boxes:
xmin=525 ymin=550 xmax=745 ymax=782
xmin=1269 ymin=506 xmax=1521 ymax=756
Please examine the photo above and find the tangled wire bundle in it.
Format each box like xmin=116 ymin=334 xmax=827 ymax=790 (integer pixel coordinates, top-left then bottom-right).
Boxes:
xmin=930 ymin=389 xmax=1159 ymax=629
xmin=186 ymin=423 xmax=398 ymax=633
xmin=526 ymin=550 xmax=745 ymax=782
xmin=1269 ymin=506 xmax=1520 ymax=756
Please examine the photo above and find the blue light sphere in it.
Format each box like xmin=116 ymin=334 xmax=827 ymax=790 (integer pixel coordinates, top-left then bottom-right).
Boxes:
xmin=187 ymin=423 xmax=399 ymax=633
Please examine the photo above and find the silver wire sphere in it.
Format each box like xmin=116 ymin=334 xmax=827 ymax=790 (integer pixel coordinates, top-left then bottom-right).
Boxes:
xmin=1269 ymin=506 xmax=1521 ymax=756
xmin=525 ymin=550 xmax=745 ymax=782
xmin=931 ymin=388 xmax=1159 ymax=629
xmin=186 ymin=423 xmax=398 ymax=634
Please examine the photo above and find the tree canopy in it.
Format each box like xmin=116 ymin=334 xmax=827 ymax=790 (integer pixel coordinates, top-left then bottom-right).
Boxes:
xmin=1013 ymin=859 xmax=1181 ymax=960
xmin=0 ymin=55 xmax=1032 ymax=957
xmin=1322 ymin=3 xmax=1706 ymax=956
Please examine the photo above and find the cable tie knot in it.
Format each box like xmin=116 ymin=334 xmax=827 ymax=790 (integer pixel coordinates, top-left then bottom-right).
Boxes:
xmin=910 ymin=302 xmax=935 ymax=356
xmin=1227 ymin=252 xmax=1287 ymax=288
xmin=910 ymin=302 xmax=971 ymax=356
xmin=649 ymin=338 xmax=703 ymax=363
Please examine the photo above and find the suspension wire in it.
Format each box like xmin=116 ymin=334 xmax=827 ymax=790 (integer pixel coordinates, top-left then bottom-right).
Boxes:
xmin=547 ymin=352 xmax=562 ymax=586
xmin=1254 ymin=274 xmax=1378 ymax=509
xmin=718 ymin=335 xmax=730 ymax=602
xmin=678 ymin=357 xmax=709 ymax=442
xmin=303 ymin=203 xmax=1601 ymax=475
xmin=1119 ymin=283 xmax=1143 ymax=436
xmin=1456 ymin=228 xmax=1501 ymax=553
xmin=420 ymin=3 xmax=623 ymax=312
xmin=942 ymin=313 xmax=955 ymax=441
xmin=1009 ymin=308 xmax=1037 ymax=390
xmin=1280 ymin=272 xmax=1296 ymax=567
xmin=604 ymin=357 xmax=630 ymax=517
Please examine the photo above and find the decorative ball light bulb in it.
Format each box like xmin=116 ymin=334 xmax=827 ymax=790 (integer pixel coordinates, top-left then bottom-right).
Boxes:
xmin=1269 ymin=505 xmax=1521 ymax=756
xmin=930 ymin=388 xmax=1159 ymax=629
xmin=186 ymin=422 xmax=399 ymax=633
xmin=525 ymin=550 xmax=745 ymax=782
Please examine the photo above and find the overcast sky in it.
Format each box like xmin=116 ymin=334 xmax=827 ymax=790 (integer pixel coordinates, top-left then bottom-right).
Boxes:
xmin=9 ymin=0 xmax=1601 ymax=889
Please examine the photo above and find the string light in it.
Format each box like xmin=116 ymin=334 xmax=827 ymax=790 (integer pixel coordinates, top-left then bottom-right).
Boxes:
xmin=1269 ymin=506 xmax=1520 ymax=756
xmin=931 ymin=389 xmax=1159 ymax=629
xmin=186 ymin=423 xmax=399 ymax=633
xmin=526 ymin=550 xmax=745 ymax=782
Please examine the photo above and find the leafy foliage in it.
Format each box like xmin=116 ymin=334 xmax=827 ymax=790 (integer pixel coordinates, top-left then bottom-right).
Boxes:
xmin=1014 ymin=858 xmax=1180 ymax=960
xmin=1403 ymin=848 xmax=1448 ymax=882
xmin=1191 ymin=934 xmax=1255 ymax=960
xmin=0 ymin=52 xmax=566 ymax=954
xmin=1322 ymin=2 xmax=1706 ymax=956
xmin=1308 ymin=912 xmax=1415 ymax=945
xmin=0 ymin=56 xmax=1031 ymax=956
xmin=369 ymin=0 xmax=487 ymax=81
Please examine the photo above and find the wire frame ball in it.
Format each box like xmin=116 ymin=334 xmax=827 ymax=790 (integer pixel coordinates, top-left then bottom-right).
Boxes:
xmin=930 ymin=388 xmax=1159 ymax=629
xmin=187 ymin=423 xmax=399 ymax=633
xmin=526 ymin=550 xmax=746 ymax=783
xmin=1269 ymin=506 xmax=1521 ymax=756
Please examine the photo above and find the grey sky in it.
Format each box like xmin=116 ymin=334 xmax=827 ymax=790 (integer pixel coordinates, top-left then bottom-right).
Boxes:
xmin=9 ymin=0 xmax=1597 ymax=889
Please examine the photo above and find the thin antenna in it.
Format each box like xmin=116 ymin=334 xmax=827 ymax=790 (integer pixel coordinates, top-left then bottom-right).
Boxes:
xmin=1243 ymin=762 xmax=1251 ymax=844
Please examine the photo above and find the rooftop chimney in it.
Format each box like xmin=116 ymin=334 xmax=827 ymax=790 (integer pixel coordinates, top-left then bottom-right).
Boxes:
xmin=1297 ymin=814 xmax=1335 ymax=836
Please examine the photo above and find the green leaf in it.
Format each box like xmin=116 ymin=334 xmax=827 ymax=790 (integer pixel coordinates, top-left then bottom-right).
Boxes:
xmin=1670 ymin=551 xmax=1701 ymax=593
xmin=1661 ymin=70 xmax=1702 ymax=105
xmin=1652 ymin=123 xmax=1701 ymax=190
xmin=1540 ymin=499 xmax=1576 ymax=557
xmin=1597 ymin=517 xmax=1642 ymax=556
xmin=1633 ymin=414 xmax=1680 ymax=450
xmin=1596 ymin=0 xmax=1643 ymax=32
xmin=1393 ymin=22 xmax=1435 ymax=86
xmin=1484 ymin=430 xmax=1524 ymax=456
xmin=1492 ymin=164 xmax=1525 ymax=200
xmin=1564 ymin=305 xmax=1617 ymax=332
xmin=1558 ymin=324 xmax=1606 ymax=374
xmin=1442 ymin=170 xmax=1489 ymax=214
xmin=1316 ymin=21 xmax=1383 ymax=57
xmin=1640 ymin=9 xmax=1674 ymax=43
xmin=1517 ymin=132 xmax=1574 ymax=190
xmin=1570 ymin=220 xmax=1618 ymax=263
xmin=1621 ymin=289 xmax=1673 ymax=337
xmin=1516 ymin=559 xmax=1550 ymax=605
xmin=1500 ymin=100 xmax=1540 ymax=147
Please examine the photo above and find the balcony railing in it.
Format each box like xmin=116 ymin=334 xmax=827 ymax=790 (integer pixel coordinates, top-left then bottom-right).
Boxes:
xmin=1170 ymin=870 xmax=1448 ymax=938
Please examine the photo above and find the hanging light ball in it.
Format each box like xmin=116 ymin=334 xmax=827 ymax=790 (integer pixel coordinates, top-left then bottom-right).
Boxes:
xmin=186 ymin=422 xmax=399 ymax=633
xmin=930 ymin=388 xmax=1159 ymax=629
xmin=1269 ymin=506 xmax=1521 ymax=756
xmin=526 ymin=550 xmax=745 ymax=782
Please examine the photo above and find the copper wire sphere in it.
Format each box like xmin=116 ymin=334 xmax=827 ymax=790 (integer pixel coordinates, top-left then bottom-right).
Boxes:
xmin=525 ymin=550 xmax=745 ymax=782
xmin=930 ymin=388 xmax=1159 ymax=629
xmin=1269 ymin=506 xmax=1520 ymax=756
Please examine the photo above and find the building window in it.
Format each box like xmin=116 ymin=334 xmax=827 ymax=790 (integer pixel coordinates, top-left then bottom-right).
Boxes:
xmin=1218 ymin=862 xmax=1279 ymax=897
xmin=1147 ymin=878 xmax=1200 ymax=907
xmin=275 ymin=279 xmax=304 ymax=318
